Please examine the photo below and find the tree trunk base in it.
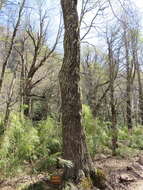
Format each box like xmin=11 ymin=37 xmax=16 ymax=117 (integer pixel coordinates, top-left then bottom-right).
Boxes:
xmin=62 ymin=168 xmax=113 ymax=190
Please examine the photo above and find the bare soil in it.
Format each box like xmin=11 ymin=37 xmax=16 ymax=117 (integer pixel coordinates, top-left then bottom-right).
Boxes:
xmin=94 ymin=154 xmax=143 ymax=190
xmin=1 ymin=155 xmax=143 ymax=190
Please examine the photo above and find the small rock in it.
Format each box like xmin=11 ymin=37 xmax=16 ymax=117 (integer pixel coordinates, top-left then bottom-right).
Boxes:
xmin=133 ymin=162 xmax=143 ymax=170
xmin=119 ymin=174 xmax=135 ymax=183
xmin=95 ymin=154 xmax=107 ymax=161
xmin=127 ymin=166 xmax=133 ymax=171
xmin=138 ymin=156 xmax=143 ymax=165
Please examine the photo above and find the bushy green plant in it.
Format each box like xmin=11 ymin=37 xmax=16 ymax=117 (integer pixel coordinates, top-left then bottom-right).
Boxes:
xmin=0 ymin=113 xmax=62 ymax=176
xmin=129 ymin=126 xmax=143 ymax=149
xmin=33 ymin=117 xmax=62 ymax=171
xmin=36 ymin=117 xmax=62 ymax=156
xmin=82 ymin=104 xmax=143 ymax=157
xmin=116 ymin=145 xmax=139 ymax=158
xmin=0 ymin=114 xmax=4 ymax=136
xmin=1 ymin=105 xmax=143 ymax=177
xmin=118 ymin=126 xmax=129 ymax=141
xmin=82 ymin=104 xmax=96 ymax=134
xmin=82 ymin=105 xmax=112 ymax=156
xmin=115 ymin=125 xmax=143 ymax=156
xmin=31 ymin=101 xmax=48 ymax=121
xmin=0 ymin=113 xmax=39 ymax=176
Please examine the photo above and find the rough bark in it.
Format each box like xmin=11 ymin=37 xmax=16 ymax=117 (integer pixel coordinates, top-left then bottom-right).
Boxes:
xmin=136 ymin=60 xmax=143 ymax=125
xmin=59 ymin=1 xmax=112 ymax=189
xmin=124 ymin=29 xmax=133 ymax=130
xmin=131 ymin=31 xmax=143 ymax=125
xmin=3 ymin=68 xmax=17 ymax=129
xmin=92 ymin=85 xmax=110 ymax=118
xmin=59 ymin=0 xmax=93 ymax=181
xmin=19 ymin=39 xmax=25 ymax=114
xmin=107 ymin=40 xmax=118 ymax=156
xmin=23 ymin=81 xmax=32 ymax=117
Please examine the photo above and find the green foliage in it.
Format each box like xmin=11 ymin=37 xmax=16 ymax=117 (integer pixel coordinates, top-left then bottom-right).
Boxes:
xmin=37 ymin=117 xmax=61 ymax=156
xmin=58 ymin=157 xmax=73 ymax=168
xmin=34 ymin=117 xmax=62 ymax=172
xmin=0 ymin=105 xmax=143 ymax=177
xmin=32 ymin=117 xmax=61 ymax=172
xmin=82 ymin=104 xmax=143 ymax=157
xmin=36 ymin=152 xmax=60 ymax=172
xmin=118 ymin=125 xmax=143 ymax=156
xmin=82 ymin=104 xmax=96 ymax=134
xmin=82 ymin=105 xmax=112 ymax=156
xmin=0 ymin=115 xmax=4 ymax=136
xmin=32 ymin=101 xmax=47 ymax=121
xmin=0 ymin=114 xmax=62 ymax=176
xmin=0 ymin=113 xmax=39 ymax=176
xmin=130 ymin=126 xmax=143 ymax=149
xmin=116 ymin=145 xmax=139 ymax=158
xmin=79 ymin=177 xmax=93 ymax=190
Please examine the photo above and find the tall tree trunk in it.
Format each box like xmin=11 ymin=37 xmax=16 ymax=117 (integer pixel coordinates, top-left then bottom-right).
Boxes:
xmin=108 ymin=41 xmax=117 ymax=156
xmin=124 ymin=29 xmax=133 ymax=130
xmin=59 ymin=0 xmax=93 ymax=181
xmin=59 ymin=2 xmax=112 ymax=189
xmin=92 ymin=86 xmax=110 ymax=118
xmin=23 ymin=85 xmax=31 ymax=117
xmin=3 ymin=69 xmax=17 ymax=130
xmin=136 ymin=60 xmax=143 ymax=124
xmin=19 ymin=40 xmax=25 ymax=115
xmin=131 ymin=33 xmax=143 ymax=124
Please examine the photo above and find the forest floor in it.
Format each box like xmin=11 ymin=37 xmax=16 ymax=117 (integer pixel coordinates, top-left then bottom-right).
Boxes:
xmin=1 ymin=154 xmax=143 ymax=190
xmin=94 ymin=153 xmax=143 ymax=190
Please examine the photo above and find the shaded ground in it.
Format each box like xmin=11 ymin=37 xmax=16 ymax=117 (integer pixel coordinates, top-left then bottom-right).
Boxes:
xmin=1 ymin=155 xmax=143 ymax=190
xmin=94 ymin=154 xmax=143 ymax=190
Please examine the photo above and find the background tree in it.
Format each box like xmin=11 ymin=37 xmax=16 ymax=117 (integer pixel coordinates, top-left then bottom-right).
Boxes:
xmin=0 ymin=0 xmax=26 ymax=94
xmin=106 ymin=24 xmax=120 ymax=155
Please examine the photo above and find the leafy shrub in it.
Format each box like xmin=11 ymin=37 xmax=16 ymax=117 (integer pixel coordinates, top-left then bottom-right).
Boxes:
xmin=0 ymin=114 xmax=62 ymax=176
xmin=36 ymin=117 xmax=62 ymax=156
xmin=1 ymin=105 xmax=143 ymax=177
xmin=130 ymin=126 xmax=143 ymax=149
xmin=116 ymin=145 xmax=139 ymax=158
xmin=31 ymin=101 xmax=48 ymax=121
xmin=0 ymin=113 xmax=39 ymax=176
xmin=82 ymin=105 xmax=112 ymax=156
xmin=82 ymin=104 xmax=143 ymax=157
xmin=32 ymin=117 xmax=62 ymax=172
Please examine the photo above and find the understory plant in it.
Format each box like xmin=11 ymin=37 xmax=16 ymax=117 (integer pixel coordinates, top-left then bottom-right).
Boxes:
xmin=82 ymin=104 xmax=143 ymax=157
xmin=0 ymin=113 xmax=62 ymax=176
xmin=0 ymin=106 xmax=143 ymax=177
